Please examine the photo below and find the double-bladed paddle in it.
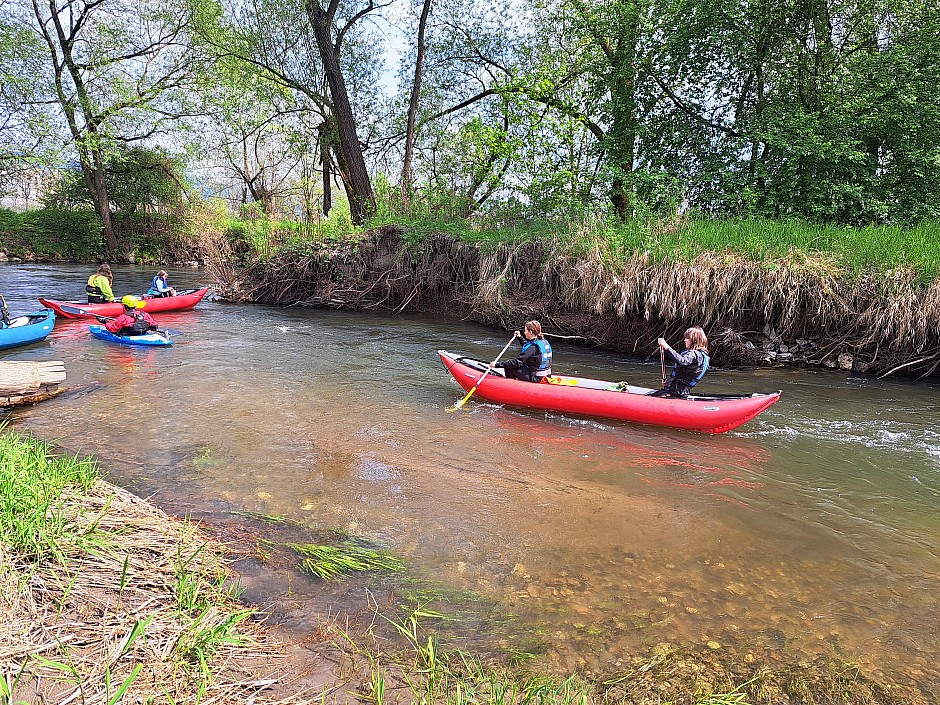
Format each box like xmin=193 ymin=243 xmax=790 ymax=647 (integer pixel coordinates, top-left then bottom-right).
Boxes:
xmin=60 ymin=304 xmax=184 ymax=336
xmin=447 ymin=335 xmax=517 ymax=412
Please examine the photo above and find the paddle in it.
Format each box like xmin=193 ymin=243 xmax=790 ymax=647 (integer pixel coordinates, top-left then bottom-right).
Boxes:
xmin=448 ymin=335 xmax=517 ymax=412
xmin=60 ymin=304 xmax=184 ymax=336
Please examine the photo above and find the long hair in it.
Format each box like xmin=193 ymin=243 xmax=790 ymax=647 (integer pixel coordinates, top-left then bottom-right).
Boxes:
xmin=685 ymin=326 xmax=708 ymax=351
xmin=524 ymin=320 xmax=543 ymax=338
xmin=98 ymin=263 xmax=113 ymax=284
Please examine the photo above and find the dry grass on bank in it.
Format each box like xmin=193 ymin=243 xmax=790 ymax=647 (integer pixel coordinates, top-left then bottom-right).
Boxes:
xmin=0 ymin=430 xmax=334 ymax=704
xmin=216 ymin=228 xmax=940 ymax=378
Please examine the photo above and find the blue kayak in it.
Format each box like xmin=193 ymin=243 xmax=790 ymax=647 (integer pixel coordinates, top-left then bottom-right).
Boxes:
xmin=0 ymin=309 xmax=56 ymax=350
xmin=89 ymin=324 xmax=173 ymax=347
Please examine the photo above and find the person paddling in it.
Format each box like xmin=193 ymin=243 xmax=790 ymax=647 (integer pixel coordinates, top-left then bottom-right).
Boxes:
xmin=492 ymin=320 xmax=553 ymax=382
xmin=649 ymin=327 xmax=710 ymax=398
xmin=147 ymin=270 xmax=176 ymax=297
xmin=100 ymin=296 xmax=159 ymax=337
xmin=86 ymin=264 xmax=114 ymax=303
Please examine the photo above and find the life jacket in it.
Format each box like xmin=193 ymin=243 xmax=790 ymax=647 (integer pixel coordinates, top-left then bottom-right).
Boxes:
xmin=670 ymin=349 xmax=709 ymax=387
xmin=522 ymin=338 xmax=553 ymax=378
xmin=121 ymin=311 xmax=152 ymax=335
xmin=86 ymin=274 xmax=104 ymax=296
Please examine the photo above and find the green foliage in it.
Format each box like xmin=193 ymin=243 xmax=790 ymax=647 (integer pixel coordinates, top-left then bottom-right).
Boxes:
xmin=222 ymin=200 xmax=358 ymax=263
xmin=0 ymin=427 xmax=99 ymax=562
xmin=43 ymin=146 xmax=186 ymax=216
xmin=0 ymin=206 xmax=102 ymax=260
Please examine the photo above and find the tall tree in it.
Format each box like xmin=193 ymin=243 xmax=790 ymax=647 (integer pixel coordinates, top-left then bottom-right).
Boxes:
xmin=305 ymin=0 xmax=377 ymax=225
xmin=25 ymin=0 xmax=203 ymax=251
xmin=400 ymin=0 xmax=433 ymax=206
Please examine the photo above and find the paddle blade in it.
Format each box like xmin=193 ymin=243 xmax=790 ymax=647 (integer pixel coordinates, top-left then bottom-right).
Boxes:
xmin=448 ymin=384 xmax=478 ymax=412
xmin=59 ymin=304 xmax=93 ymax=316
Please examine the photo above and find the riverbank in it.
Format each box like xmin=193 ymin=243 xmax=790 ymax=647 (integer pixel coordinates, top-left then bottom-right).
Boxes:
xmin=5 ymin=204 xmax=938 ymax=378
xmin=215 ymin=225 xmax=940 ymax=379
xmin=2 ymin=427 xmax=934 ymax=705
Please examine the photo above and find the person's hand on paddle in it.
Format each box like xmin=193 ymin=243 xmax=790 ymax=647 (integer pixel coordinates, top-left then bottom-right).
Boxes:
xmin=657 ymin=337 xmax=669 ymax=349
xmin=95 ymin=316 xmax=108 ymax=324
xmin=491 ymin=331 xmax=521 ymax=366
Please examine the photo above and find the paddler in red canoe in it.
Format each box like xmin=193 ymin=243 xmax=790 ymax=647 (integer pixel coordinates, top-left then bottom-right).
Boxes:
xmin=652 ymin=326 xmax=711 ymax=398
xmin=491 ymin=320 xmax=553 ymax=383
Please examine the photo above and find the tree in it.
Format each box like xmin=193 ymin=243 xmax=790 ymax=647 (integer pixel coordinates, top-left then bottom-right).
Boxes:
xmin=190 ymin=0 xmax=382 ymax=224
xmin=305 ymin=0 xmax=377 ymax=224
xmin=24 ymin=0 xmax=205 ymax=251
xmin=400 ymin=0 xmax=433 ymax=206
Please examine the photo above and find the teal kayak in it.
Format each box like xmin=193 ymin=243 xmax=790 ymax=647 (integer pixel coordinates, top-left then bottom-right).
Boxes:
xmin=0 ymin=309 xmax=56 ymax=350
xmin=89 ymin=324 xmax=173 ymax=347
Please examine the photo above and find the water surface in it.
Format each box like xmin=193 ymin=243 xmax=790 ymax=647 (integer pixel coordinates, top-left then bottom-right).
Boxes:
xmin=3 ymin=263 xmax=939 ymax=691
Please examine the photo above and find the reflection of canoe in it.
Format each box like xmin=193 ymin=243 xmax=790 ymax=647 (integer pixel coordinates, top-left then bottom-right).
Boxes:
xmin=439 ymin=350 xmax=781 ymax=434
xmin=89 ymin=325 xmax=173 ymax=347
xmin=39 ymin=287 xmax=209 ymax=319
xmin=0 ymin=309 xmax=55 ymax=350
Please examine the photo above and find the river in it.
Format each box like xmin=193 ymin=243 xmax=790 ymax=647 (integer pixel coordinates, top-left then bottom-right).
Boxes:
xmin=2 ymin=263 xmax=939 ymax=693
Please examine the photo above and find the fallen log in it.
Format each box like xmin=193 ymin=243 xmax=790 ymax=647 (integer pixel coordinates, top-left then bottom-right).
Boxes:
xmin=0 ymin=360 xmax=67 ymax=407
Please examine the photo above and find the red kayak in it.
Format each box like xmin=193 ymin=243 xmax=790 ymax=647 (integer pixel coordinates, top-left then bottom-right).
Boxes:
xmin=439 ymin=350 xmax=781 ymax=434
xmin=39 ymin=287 xmax=209 ymax=319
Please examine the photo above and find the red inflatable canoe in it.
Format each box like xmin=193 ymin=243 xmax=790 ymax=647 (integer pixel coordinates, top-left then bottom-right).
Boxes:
xmin=439 ymin=350 xmax=781 ymax=434
xmin=39 ymin=287 xmax=209 ymax=319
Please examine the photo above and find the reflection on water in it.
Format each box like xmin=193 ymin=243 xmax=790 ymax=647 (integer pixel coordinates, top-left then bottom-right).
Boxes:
xmin=3 ymin=263 xmax=940 ymax=691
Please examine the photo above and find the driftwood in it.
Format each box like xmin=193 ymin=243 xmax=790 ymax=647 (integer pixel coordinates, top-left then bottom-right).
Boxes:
xmin=0 ymin=360 xmax=67 ymax=406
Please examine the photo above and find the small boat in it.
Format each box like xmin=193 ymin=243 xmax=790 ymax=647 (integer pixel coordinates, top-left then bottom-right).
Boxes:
xmin=0 ymin=309 xmax=56 ymax=350
xmin=89 ymin=324 xmax=173 ymax=347
xmin=39 ymin=287 xmax=209 ymax=319
xmin=439 ymin=350 xmax=781 ymax=434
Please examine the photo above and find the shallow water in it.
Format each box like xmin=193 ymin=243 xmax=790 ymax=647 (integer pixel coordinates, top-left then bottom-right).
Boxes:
xmin=3 ymin=263 xmax=939 ymax=691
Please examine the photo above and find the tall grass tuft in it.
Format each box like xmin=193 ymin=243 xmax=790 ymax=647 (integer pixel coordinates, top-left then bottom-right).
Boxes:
xmin=285 ymin=540 xmax=405 ymax=579
xmin=0 ymin=427 xmax=99 ymax=562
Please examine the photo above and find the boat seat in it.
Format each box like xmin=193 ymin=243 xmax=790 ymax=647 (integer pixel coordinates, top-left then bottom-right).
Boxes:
xmin=6 ymin=316 xmax=30 ymax=328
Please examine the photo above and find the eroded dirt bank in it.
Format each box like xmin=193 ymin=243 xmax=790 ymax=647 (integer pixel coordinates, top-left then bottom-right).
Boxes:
xmin=214 ymin=226 xmax=940 ymax=379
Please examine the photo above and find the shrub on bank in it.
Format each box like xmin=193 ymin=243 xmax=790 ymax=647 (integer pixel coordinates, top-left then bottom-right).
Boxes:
xmin=0 ymin=206 xmax=102 ymax=261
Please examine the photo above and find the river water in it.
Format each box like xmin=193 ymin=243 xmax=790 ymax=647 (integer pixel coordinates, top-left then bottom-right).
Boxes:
xmin=3 ymin=263 xmax=940 ymax=692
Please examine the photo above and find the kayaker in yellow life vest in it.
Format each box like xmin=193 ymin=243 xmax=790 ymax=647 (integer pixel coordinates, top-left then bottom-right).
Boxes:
xmin=86 ymin=264 xmax=114 ymax=303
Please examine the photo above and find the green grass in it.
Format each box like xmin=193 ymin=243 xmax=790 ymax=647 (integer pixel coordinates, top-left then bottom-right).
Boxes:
xmin=0 ymin=427 xmax=100 ymax=562
xmin=365 ymin=196 xmax=940 ymax=282
xmin=283 ymin=540 xmax=406 ymax=579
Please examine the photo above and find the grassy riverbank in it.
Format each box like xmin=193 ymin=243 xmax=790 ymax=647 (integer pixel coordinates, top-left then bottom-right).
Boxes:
xmin=1 ymin=428 xmax=932 ymax=704
xmin=0 ymin=427 xmax=300 ymax=702
xmin=3 ymin=200 xmax=937 ymax=284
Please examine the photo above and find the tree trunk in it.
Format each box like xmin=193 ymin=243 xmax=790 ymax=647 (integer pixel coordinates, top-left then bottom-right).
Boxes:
xmin=306 ymin=1 xmax=376 ymax=225
xmin=608 ymin=22 xmax=637 ymax=219
xmin=318 ymin=121 xmax=333 ymax=216
xmin=401 ymin=0 xmax=434 ymax=208
xmin=85 ymin=142 xmax=118 ymax=251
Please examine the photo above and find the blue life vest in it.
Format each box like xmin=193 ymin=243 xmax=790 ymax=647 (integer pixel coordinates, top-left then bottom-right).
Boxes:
xmin=523 ymin=338 xmax=553 ymax=377
xmin=690 ymin=351 xmax=709 ymax=386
